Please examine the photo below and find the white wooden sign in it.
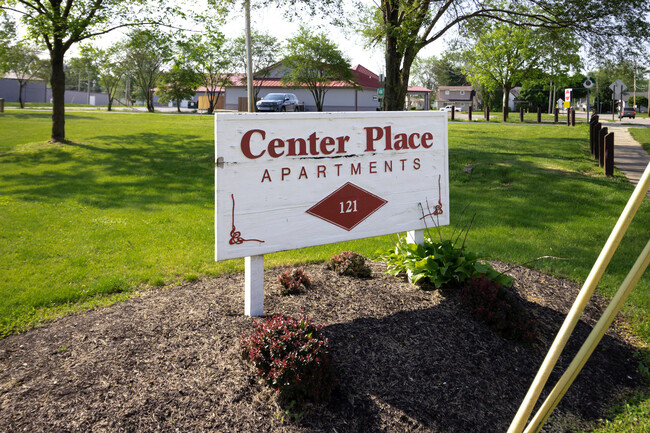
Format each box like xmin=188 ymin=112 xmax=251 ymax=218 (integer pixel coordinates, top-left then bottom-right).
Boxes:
xmin=215 ymin=111 xmax=449 ymax=262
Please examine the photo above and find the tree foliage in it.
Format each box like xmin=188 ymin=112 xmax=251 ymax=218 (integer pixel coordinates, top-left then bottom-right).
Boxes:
xmin=282 ymin=26 xmax=357 ymax=112
xmin=85 ymin=43 xmax=127 ymax=111
xmin=357 ymin=0 xmax=650 ymax=111
xmin=2 ymin=41 xmax=49 ymax=108
xmin=229 ymin=30 xmax=280 ymax=101
xmin=155 ymin=63 xmax=202 ymax=112
xmin=461 ymin=20 xmax=581 ymax=115
xmin=179 ymin=32 xmax=231 ymax=114
xmin=0 ymin=0 xmax=175 ymax=141
xmin=411 ymin=51 xmax=467 ymax=93
xmin=125 ymin=29 xmax=172 ymax=113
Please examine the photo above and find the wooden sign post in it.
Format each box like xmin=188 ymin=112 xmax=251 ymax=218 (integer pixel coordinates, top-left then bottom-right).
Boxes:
xmin=215 ymin=112 xmax=449 ymax=316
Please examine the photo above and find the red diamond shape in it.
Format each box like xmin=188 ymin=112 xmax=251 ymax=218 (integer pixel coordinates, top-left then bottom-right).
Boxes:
xmin=306 ymin=182 xmax=387 ymax=231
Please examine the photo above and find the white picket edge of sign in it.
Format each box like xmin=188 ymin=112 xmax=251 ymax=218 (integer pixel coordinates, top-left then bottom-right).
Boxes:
xmin=215 ymin=111 xmax=449 ymax=316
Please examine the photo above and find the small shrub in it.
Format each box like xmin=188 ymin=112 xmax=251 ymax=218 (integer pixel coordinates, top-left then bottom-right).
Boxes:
xmin=379 ymin=236 xmax=514 ymax=289
xmin=277 ymin=267 xmax=311 ymax=295
xmin=327 ymin=251 xmax=372 ymax=278
xmin=240 ymin=309 xmax=336 ymax=406
xmin=459 ymin=275 xmax=537 ymax=343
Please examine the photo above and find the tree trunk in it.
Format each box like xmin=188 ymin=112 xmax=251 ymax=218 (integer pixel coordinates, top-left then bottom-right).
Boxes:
xmin=50 ymin=44 xmax=67 ymax=142
xmin=502 ymin=84 xmax=512 ymax=120
xmin=107 ymin=98 xmax=113 ymax=111
xmin=383 ymin=21 xmax=417 ymax=111
xmin=18 ymin=81 xmax=25 ymax=109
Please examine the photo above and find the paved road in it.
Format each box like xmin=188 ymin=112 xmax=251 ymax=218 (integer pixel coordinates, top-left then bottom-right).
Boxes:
xmin=600 ymin=120 xmax=650 ymax=197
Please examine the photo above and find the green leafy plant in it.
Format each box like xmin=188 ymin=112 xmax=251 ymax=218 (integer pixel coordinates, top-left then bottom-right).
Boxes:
xmin=327 ymin=251 xmax=372 ymax=278
xmin=240 ymin=309 xmax=336 ymax=407
xmin=380 ymin=236 xmax=513 ymax=289
xmin=277 ymin=267 xmax=311 ymax=296
xmin=459 ymin=275 xmax=537 ymax=343
xmin=380 ymin=205 xmax=513 ymax=289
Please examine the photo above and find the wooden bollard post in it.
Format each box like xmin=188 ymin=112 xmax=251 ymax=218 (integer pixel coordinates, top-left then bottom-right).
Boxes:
xmin=593 ymin=123 xmax=602 ymax=161
xmin=604 ymin=132 xmax=615 ymax=176
xmin=451 ymin=105 xmax=455 ymax=121
xmin=537 ymin=106 xmax=541 ymax=123
xmin=554 ymin=107 xmax=558 ymax=123
xmin=503 ymin=105 xmax=508 ymax=122
xmin=0 ymin=98 xmax=4 ymax=113
xmin=520 ymin=106 xmax=524 ymax=122
xmin=485 ymin=106 xmax=490 ymax=121
xmin=567 ymin=108 xmax=571 ymax=126
xmin=599 ymin=127 xmax=608 ymax=167
xmin=589 ymin=117 xmax=598 ymax=155
xmin=468 ymin=106 xmax=472 ymax=121
xmin=571 ymin=108 xmax=576 ymax=126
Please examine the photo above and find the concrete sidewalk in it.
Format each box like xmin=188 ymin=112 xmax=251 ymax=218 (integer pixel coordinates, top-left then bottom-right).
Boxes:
xmin=602 ymin=122 xmax=650 ymax=197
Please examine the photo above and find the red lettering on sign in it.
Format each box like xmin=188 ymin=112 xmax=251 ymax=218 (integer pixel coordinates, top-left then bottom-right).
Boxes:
xmin=317 ymin=165 xmax=326 ymax=178
xmin=364 ymin=126 xmax=382 ymax=152
xmin=369 ymin=161 xmax=377 ymax=174
xmin=268 ymin=138 xmax=284 ymax=158
xmin=261 ymin=169 xmax=272 ymax=183
xmin=394 ymin=133 xmax=408 ymax=150
xmin=241 ymin=129 xmax=266 ymax=159
xmin=408 ymin=132 xmax=421 ymax=149
xmin=413 ymin=158 xmax=420 ymax=170
xmin=351 ymin=163 xmax=361 ymax=175
xmin=421 ymin=132 xmax=433 ymax=148
xmin=298 ymin=166 xmax=308 ymax=179
xmin=281 ymin=167 xmax=291 ymax=180
xmin=335 ymin=163 xmax=343 ymax=176
xmin=286 ymin=138 xmax=307 ymax=156
xmin=385 ymin=160 xmax=393 ymax=172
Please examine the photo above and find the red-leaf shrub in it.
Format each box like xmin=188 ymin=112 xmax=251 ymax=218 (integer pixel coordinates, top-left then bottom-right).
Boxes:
xmin=327 ymin=251 xmax=372 ymax=278
xmin=277 ymin=267 xmax=311 ymax=296
xmin=240 ymin=309 xmax=336 ymax=405
xmin=459 ymin=275 xmax=537 ymax=343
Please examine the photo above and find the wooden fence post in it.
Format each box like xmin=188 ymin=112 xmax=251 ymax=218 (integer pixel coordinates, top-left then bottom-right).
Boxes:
xmin=599 ymin=127 xmax=608 ymax=167
xmin=554 ymin=108 xmax=558 ymax=123
xmin=604 ymin=133 xmax=615 ymax=176
xmin=520 ymin=106 xmax=524 ymax=122
xmin=537 ymin=107 xmax=541 ymax=123
xmin=468 ymin=106 xmax=472 ymax=121
xmin=571 ymin=108 xmax=576 ymax=126
xmin=593 ymin=123 xmax=602 ymax=161
xmin=485 ymin=106 xmax=490 ymax=121
xmin=451 ymin=106 xmax=455 ymax=121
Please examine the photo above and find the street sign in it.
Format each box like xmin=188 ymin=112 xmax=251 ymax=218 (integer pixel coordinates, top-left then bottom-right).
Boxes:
xmin=609 ymin=79 xmax=627 ymax=100
xmin=565 ymin=88 xmax=572 ymax=102
xmin=378 ymin=87 xmax=384 ymax=96
xmin=372 ymin=95 xmax=378 ymax=101
xmin=583 ymin=77 xmax=594 ymax=89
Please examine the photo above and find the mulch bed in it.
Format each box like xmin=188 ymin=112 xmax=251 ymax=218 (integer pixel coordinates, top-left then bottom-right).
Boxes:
xmin=0 ymin=260 xmax=644 ymax=432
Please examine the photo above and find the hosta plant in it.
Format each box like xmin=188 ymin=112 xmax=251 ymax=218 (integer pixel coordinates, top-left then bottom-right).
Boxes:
xmin=240 ymin=309 xmax=336 ymax=406
xmin=379 ymin=236 xmax=514 ymax=289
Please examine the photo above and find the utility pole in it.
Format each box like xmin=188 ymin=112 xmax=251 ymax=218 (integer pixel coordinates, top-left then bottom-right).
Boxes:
xmin=244 ymin=0 xmax=254 ymax=113
xmin=633 ymin=60 xmax=637 ymax=108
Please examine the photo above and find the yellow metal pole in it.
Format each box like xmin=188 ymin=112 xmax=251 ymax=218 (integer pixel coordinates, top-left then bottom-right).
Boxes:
xmin=524 ymin=238 xmax=650 ymax=433
xmin=507 ymin=162 xmax=650 ymax=433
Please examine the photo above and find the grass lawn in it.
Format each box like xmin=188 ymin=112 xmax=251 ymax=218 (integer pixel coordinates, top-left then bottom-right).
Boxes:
xmin=1 ymin=110 xmax=649 ymax=430
xmin=629 ymin=127 xmax=650 ymax=154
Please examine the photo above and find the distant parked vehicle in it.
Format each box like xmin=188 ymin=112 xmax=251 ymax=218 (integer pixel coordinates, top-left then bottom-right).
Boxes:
xmin=619 ymin=107 xmax=636 ymax=119
xmin=439 ymin=105 xmax=461 ymax=112
xmin=256 ymin=93 xmax=300 ymax=112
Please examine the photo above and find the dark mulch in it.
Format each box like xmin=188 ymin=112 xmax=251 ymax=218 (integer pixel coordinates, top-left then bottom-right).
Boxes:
xmin=0 ymin=261 xmax=644 ymax=433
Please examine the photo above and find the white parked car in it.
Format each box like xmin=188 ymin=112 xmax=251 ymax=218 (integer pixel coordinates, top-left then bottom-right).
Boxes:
xmin=440 ymin=106 xmax=461 ymax=112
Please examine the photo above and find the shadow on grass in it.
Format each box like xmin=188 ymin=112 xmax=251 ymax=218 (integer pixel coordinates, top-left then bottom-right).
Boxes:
xmin=0 ymin=132 xmax=214 ymax=210
xmin=306 ymin=296 xmax=642 ymax=432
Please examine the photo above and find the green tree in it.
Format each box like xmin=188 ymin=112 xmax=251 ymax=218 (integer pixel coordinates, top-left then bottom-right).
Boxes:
xmin=64 ymin=50 xmax=101 ymax=92
xmin=0 ymin=0 xmax=174 ymax=141
xmin=180 ymin=32 xmax=232 ymax=115
xmin=282 ymin=26 xmax=357 ymax=112
xmin=155 ymin=63 xmax=202 ymax=112
xmin=85 ymin=44 xmax=127 ymax=111
xmin=411 ymin=52 xmax=467 ymax=92
xmin=462 ymin=22 xmax=581 ymax=117
xmin=125 ymin=29 xmax=172 ymax=113
xmin=0 ymin=11 xmax=15 ymax=68
xmin=229 ymin=30 xmax=280 ymax=101
xmin=357 ymin=0 xmax=649 ymax=112
xmin=4 ymin=42 xmax=49 ymax=108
